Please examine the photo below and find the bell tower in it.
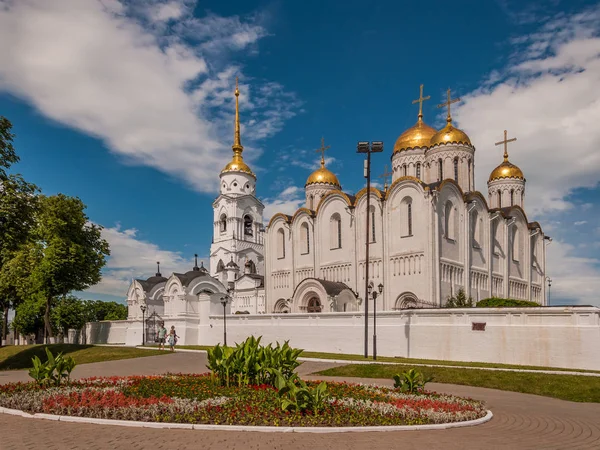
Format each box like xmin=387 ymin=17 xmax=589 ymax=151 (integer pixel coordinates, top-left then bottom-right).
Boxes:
xmin=210 ymin=78 xmax=265 ymax=278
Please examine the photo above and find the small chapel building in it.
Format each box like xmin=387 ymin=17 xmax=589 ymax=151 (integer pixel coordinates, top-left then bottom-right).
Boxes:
xmin=126 ymin=82 xmax=547 ymax=321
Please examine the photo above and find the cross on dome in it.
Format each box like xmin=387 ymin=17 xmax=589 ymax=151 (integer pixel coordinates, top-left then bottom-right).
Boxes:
xmin=379 ymin=165 xmax=393 ymax=190
xmin=495 ymin=129 xmax=517 ymax=161
xmin=315 ymin=137 xmax=331 ymax=168
xmin=437 ymin=88 xmax=461 ymax=123
xmin=412 ymin=84 xmax=431 ymax=120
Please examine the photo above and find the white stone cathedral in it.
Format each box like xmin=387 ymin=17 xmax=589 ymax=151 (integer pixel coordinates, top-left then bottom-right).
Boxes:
xmin=126 ymin=83 xmax=547 ymax=321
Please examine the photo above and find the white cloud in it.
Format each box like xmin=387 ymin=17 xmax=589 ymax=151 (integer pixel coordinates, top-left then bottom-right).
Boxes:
xmin=86 ymin=224 xmax=203 ymax=298
xmin=262 ymin=185 xmax=305 ymax=221
xmin=455 ymin=5 xmax=600 ymax=215
xmin=546 ymin=240 xmax=600 ymax=306
xmin=574 ymin=220 xmax=587 ymax=226
xmin=0 ymin=0 xmax=298 ymax=193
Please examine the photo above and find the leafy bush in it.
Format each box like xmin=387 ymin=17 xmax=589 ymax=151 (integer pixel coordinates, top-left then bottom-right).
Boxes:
xmin=28 ymin=347 xmax=76 ymax=387
xmin=272 ymin=369 xmax=330 ymax=414
xmin=207 ymin=336 xmax=302 ymax=387
xmin=476 ymin=298 xmax=540 ymax=308
xmin=444 ymin=288 xmax=473 ymax=308
xmin=393 ymin=369 xmax=433 ymax=393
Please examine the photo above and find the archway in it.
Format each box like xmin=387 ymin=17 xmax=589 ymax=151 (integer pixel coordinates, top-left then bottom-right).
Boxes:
xmin=394 ymin=292 xmax=419 ymax=310
xmin=273 ymin=298 xmax=288 ymax=313
xmin=307 ymin=297 xmax=322 ymax=313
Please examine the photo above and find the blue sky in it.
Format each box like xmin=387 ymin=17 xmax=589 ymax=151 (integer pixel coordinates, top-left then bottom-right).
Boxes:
xmin=0 ymin=0 xmax=599 ymax=306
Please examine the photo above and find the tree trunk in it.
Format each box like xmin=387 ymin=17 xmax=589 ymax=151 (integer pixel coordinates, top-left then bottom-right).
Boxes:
xmin=2 ymin=307 xmax=8 ymax=344
xmin=44 ymin=297 xmax=53 ymax=340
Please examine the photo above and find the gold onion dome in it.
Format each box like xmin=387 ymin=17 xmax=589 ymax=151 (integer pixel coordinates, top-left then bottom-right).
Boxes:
xmin=305 ymin=159 xmax=341 ymax=188
xmin=393 ymin=118 xmax=437 ymax=154
xmin=221 ymin=78 xmax=255 ymax=178
xmin=488 ymin=160 xmax=524 ymax=182
xmin=430 ymin=88 xmax=472 ymax=147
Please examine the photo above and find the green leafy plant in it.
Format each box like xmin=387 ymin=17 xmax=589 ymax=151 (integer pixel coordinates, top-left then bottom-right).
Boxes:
xmin=206 ymin=336 xmax=302 ymax=387
xmin=444 ymin=288 xmax=474 ymax=308
xmin=272 ymin=369 xmax=329 ymax=414
xmin=393 ymin=369 xmax=433 ymax=393
xmin=476 ymin=297 xmax=540 ymax=307
xmin=28 ymin=347 xmax=76 ymax=386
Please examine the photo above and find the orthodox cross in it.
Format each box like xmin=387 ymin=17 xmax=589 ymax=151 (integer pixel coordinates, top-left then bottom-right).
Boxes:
xmin=437 ymin=88 xmax=460 ymax=121
xmin=316 ymin=137 xmax=331 ymax=167
xmin=379 ymin=165 xmax=393 ymax=190
xmin=412 ymin=84 xmax=430 ymax=119
xmin=495 ymin=129 xmax=517 ymax=161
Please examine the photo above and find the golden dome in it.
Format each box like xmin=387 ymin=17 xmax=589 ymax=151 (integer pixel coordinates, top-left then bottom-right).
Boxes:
xmin=306 ymin=164 xmax=341 ymax=188
xmin=393 ymin=118 xmax=436 ymax=154
xmin=430 ymin=121 xmax=472 ymax=147
xmin=221 ymin=153 xmax=255 ymax=177
xmin=489 ymin=155 xmax=524 ymax=182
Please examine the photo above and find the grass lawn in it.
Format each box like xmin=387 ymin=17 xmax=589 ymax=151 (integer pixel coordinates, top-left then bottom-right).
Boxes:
xmin=0 ymin=345 xmax=167 ymax=371
xmin=176 ymin=345 xmax=600 ymax=374
xmin=317 ymin=364 xmax=600 ymax=403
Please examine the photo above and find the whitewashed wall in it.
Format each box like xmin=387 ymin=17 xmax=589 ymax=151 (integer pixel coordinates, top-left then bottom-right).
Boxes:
xmin=86 ymin=307 xmax=600 ymax=371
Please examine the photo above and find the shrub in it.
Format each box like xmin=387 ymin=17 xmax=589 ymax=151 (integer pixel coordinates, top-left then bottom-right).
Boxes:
xmin=272 ymin=369 xmax=330 ymax=414
xmin=476 ymin=298 xmax=540 ymax=308
xmin=393 ymin=369 xmax=433 ymax=394
xmin=28 ymin=347 xmax=76 ymax=387
xmin=206 ymin=336 xmax=302 ymax=387
xmin=444 ymin=288 xmax=473 ymax=308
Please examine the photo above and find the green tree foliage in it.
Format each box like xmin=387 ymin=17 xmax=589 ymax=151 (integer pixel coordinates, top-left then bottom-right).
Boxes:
xmin=51 ymin=295 xmax=87 ymax=337
xmin=476 ymin=297 xmax=540 ymax=307
xmin=12 ymin=295 xmax=46 ymax=337
xmin=28 ymin=194 xmax=110 ymax=338
xmin=0 ymin=116 xmax=20 ymax=180
xmin=84 ymin=300 xmax=127 ymax=322
xmin=444 ymin=288 xmax=474 ymax=308
xmin=0 ymin=175 xmax=39 ymax=340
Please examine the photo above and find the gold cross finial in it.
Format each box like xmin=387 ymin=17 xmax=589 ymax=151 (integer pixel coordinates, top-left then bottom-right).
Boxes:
xmin=379 ymin=165 xmax=393 ymax=190
xmin=315 ymin=137 xmax=331 ymax=168
xmin=495 ymin=129 xmax=517 ymax=161
xmin=233 ymin=77 xmax=242 ymax=151
xmin=412 ymin=84 xmax=430 ymax=121
xmin=437 ymin=88 xmax=461 ymax=123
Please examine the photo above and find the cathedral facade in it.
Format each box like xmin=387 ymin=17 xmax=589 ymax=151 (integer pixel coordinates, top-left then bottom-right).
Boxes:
xmin=126 ymin=82 xmax=547 ymax=320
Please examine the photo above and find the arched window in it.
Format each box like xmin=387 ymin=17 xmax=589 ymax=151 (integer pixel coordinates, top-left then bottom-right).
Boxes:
xmin=438 ymin=158 xmax=443 ymax=181
xmin=497 ymin=191 xmax=502 ymax=208
xmin=510 ymin=189 xmax=515 ymax=206
xmin=220 ymin=214 xmax=227 ymax=232
xmin=370 ymin=206 xmax=376 ymax=243
xmin=246 ymin=260 xmax=257 ymax=274
xmin=401 ymin=197 xmax=413 ymax=237
xmin=216 ymin=259 xmax=225 ymax=272
xmin=492 ymin=222 xmax=500 ymax=255
xmin=416 ymin=163 xmax=421 ymax=180
xmin=330 ymin=213 xmax=342 ymax=249
xmin=453 ymin=158 xmax=459 ymax=182
xmin=277 ymin=228 xmax=285 ymax=259
xmin=309 ymin=194 xmax=314 ymax=210
xmin=467 ymin=159 xmax=472 ymax=191
xmin=300 ymin=222 xmax=310 ymax=254
xmin=307 ymin=297 xmax=322 ymax=313
xmin=403 ymin=164 xmax=407 ymax=177
xmin=472 ymin=210 xmax=481 ymax=248
xmin=521 ymin=190 xmax=524 ymax=206
xmin=444 ymin=201 xmax=455 ymax=241
xmin=407 ymin=202 xmax=413 ymax=236
xmin=512 ymin=227 xmax=520 ymax=262
xmin=244 ymin=214 xmax=253 ymax=237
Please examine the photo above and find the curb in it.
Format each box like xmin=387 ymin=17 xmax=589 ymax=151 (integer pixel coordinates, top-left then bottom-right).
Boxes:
xmin=0 ymin=406 xmax=493 ymax=433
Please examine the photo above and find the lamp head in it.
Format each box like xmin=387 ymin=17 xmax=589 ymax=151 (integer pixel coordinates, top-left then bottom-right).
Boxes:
xmin=378 ymin=282 xmax=384 ymax=294
xmin=371 ymin=141 xmax=384 ymax=153
xmin=140 ymin=304 xmax=147 ymax=313
xmin=367 ymin=281 xmax=374 ymax=294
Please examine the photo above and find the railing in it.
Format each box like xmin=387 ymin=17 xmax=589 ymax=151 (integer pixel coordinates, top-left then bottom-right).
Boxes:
xmin=390 ymin=253 xmax=424 ymax=277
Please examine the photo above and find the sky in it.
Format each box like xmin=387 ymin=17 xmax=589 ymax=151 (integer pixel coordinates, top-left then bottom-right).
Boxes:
xmin=0 ymin=0 xmax=599 ymax=307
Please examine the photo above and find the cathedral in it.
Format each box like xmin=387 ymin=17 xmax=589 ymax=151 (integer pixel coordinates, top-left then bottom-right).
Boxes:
xmin=126 ymin=81 xmax=547 ymax=321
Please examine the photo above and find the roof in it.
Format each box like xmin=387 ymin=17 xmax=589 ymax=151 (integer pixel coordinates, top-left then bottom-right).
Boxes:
xmin=135 ymin=275 xmax=167 ymax=293
xmin=240 ymin=273 xmax=264 ymax=288
xmin=173 ymin=270 xmax=211 ymax=287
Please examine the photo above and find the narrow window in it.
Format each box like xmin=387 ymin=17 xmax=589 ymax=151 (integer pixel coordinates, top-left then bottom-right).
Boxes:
xmin=338 ymin=217 xmax=342 ymax=248
xmin=416 ymin=163 xmax=421 ymax=180
xmin=497 ymin=191 xmax=502 ymax=208
xmin=243 ymin=215 xmax=253 ymax=237
xmin=512 ymin=227 xmax=520 ymax=262
xmin=301 ymin=222 xmax=310 ymax=254
xmin=407 ymin=203 xmax=413 ymax=236
xmin=453 ymin=158 xmax=459 ymax=182
xmin=468 ymin=159 xmax=472 ymax=191
xmin=438 ymin=158 xmax=443 ymax=181
xmin=445 ymin=201 xmax=455 ymax=241
xmin=330 ymin=214 xmax=342 ymax=249
xmin=277 ymin=228 xmax=285 ymax=259
xmin=309 ymin=194 xmax=314 ymax=210
xmin=510 ymin=189 xmax=514 ymax=206
xmin=220 ymin=214 xmax=227 ymax=232
xmin=403 ymin=164 xmax=407 ymax=177
xmin=370 ymin=206 xmax=376 ymax=243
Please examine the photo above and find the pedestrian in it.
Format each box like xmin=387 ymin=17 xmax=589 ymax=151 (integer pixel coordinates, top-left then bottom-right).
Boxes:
xmin=157 ymin=322 xmax=167 ymax=350
xmin=168 ymin=325 xmax=179 ymax=352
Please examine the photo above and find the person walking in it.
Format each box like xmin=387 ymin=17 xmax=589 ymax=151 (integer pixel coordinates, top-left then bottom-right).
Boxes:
xmin=167 ymin=325 xmax=179 ymax=352
xmin=157 ymin=322 xmax=167 ymax=350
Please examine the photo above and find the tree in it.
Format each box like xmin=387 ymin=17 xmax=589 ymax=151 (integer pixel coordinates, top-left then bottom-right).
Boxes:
xmin=84 ymin=300 xmax=127 ymax=322
xmin=29 ymin=194 xmax=110 ymax=340
xmin=0 ymin=175 xmax=39 ymax=341
xmin=12 ymin=295 xmax=46 ymax=337
xmin=51 ymin=295 xmax=87 ymax=337
xmin=445 ymin=288 xmax=474 ymax=308
xmin=0 ymin=116 xmax=20 ymax=180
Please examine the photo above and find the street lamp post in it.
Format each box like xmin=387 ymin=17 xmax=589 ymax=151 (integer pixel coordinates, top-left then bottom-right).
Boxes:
xmin=357 ymin=141 xmax=384 ymax=358
xmin=220 ymin=288 xmax=233 ymax=346
xmin=546 ymin=277 xmax=552 ymax=304
xmin=371 ymin=282 xmax=384 ymax=360
xmin=140 ymin=304 xmax=147 ymax=346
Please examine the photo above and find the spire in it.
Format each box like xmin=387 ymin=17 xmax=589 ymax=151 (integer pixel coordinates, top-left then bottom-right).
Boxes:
xmin=316 ymin=137 xmax=331 ymax=168
xmin=233 ymin=77 xmax=242 ymax=151
xmin=156 ymin=261 xmax=161 ymax=277
xmin=193 ymin=253 xmax=199 ymax=271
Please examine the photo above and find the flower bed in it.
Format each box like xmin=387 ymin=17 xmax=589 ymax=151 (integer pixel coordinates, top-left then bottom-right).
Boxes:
xmin=0 ymin=373 xmax=486 ymax=427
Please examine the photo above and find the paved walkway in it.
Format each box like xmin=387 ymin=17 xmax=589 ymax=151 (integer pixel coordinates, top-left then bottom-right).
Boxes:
xmin=1 ymin=351 xmax=599 ymax=450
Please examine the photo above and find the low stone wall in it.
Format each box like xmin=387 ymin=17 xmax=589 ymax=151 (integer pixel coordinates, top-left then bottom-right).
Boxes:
xmin=85 ymin=307 xmax=600 ymax=371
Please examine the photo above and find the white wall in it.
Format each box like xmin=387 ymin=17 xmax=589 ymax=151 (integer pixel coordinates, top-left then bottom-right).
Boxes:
xmin=87 ymin=307 xmax=600 ymax=371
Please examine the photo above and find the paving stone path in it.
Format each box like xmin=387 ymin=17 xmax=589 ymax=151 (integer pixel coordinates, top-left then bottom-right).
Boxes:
xmin=1 ymin=351 xmax=599 ymax=450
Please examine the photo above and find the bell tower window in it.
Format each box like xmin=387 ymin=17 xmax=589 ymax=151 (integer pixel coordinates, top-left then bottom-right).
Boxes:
xmin=220 ymin=214 xmax=227 ymax=232
xmin=244 ymin=215 xmax=253 ymax=237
